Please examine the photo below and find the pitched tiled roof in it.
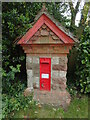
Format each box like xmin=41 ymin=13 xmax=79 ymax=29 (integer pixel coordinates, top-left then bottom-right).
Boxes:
xmin=34 ymin=4 xmax=78 ymax=43
xmin=17 ymin=4 xmax=79 ymax=45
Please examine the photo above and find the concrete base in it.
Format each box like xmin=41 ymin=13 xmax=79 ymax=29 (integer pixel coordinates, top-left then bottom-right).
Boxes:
xmin=33 ymin=89 xmax=71 ymax=110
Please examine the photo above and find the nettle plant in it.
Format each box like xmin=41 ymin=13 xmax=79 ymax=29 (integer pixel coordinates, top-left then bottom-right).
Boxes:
xmin=76 ymin=26 xmax=90 ymax=94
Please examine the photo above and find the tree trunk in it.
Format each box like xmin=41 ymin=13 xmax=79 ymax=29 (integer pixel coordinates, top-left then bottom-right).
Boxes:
xmin=69 ymin=2 xmax=81 ymax=31
xmin=77 ymin=2 xmax=90 ymax=38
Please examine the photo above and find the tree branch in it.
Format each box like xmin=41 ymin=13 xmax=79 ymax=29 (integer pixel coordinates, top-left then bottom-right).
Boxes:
xmin=69 ymin=2 xmax=74 ymax=13
xmin=75 ymin=1 xmax=81 ymax=14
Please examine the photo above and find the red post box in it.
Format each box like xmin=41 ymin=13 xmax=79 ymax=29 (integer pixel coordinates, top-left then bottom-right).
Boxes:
xmin=40 ymin=58 xmax=51 ymax=91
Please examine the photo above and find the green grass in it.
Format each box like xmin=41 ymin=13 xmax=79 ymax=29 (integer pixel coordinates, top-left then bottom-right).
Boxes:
xmin=13 ymin=95 xmax=88 ymax=119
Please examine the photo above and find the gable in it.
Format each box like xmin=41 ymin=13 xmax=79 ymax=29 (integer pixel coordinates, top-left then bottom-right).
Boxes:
xmin=17 ymin=14 xmax=76 ymax=45
xmin=27 ymin=24 xmax=63 ymax=44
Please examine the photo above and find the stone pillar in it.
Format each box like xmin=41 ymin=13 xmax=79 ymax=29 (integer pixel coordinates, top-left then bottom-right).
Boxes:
xmin=33 ymin=57 xmax=40 ymax=89
xmin=27 ymin=69 xmax=33 ymax=90
xmin=26 ymin=55 xmax=40 ymax=90
xmin=52 ymin=55 xmax=67 ymax=91
xmin=26 ymin=55 xmax=33 ymax=90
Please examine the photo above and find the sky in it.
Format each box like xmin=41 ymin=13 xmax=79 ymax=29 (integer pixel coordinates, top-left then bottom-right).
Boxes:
xmin=75 ymin=0 xmax=85 ymax=26
xmin=61 ymin=0 xmax=85 ymax=26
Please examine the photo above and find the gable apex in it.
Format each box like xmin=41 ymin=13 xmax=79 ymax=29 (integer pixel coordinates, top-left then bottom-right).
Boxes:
xmin=34 ymin=9 xmax=78 ymax=43
xmin=27 ymin=23 xmax=63 ymax=44
xmin=17 ymin=8 xmax=78 ymax=45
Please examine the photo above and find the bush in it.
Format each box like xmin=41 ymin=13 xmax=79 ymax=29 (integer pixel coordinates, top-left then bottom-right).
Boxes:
xmin=75 ymin=26 xmax=90 ymax=93
xmin=2 ymin=78 xmax=34 ymax=118
xmin=2 ymin=64 xmax=21 ymax=94
xmin=2 ymin=91 xmax=33 ymax=118
xmin=66 ymin=83 xmax=78 ymax=97
xmin=2 ymin=64 xmax=34 ymax=118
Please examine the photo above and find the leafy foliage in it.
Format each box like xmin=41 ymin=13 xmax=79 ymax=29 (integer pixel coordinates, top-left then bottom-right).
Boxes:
xmin=2 ymin=2 xmax=42 ymax=72
xmin=13 ymin=96 xmax=88 ymax=118
xmin=2 ymin=64 xmax=35 ymax=118
xmin=46 ymin=2 xmax=70 ymax=27
xmin=2 ymin=5 xmax=43 ymax=110
xmin=2 ymin=3 xmax=90 ymax=119
xmin=2 ymin=64 xmax=21 ymax=94
xmin=75 ymin=26 xmax=90 ymax=93
xmin=66 ymin=81 xmax=78 ymax=97
xmin=2 ymin=86 xmax=34 ymax=118
xmin=2 ymin=64 xmax=34 ymax=118
xmin=2 ymin=3 xmax=42 ymax=118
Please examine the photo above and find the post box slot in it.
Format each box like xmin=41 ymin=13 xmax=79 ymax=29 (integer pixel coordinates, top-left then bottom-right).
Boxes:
xmin=40 ymin=61 xmax=49 ymax=64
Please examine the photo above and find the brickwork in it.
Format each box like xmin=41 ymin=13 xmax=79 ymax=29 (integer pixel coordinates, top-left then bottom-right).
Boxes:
xmin=23 ymin=45 xmax=70 ymax=54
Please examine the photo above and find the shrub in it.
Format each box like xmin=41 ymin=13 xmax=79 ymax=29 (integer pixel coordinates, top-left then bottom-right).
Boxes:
xmin=2 ymin=64 xmax=21 ymax=94
xmin=75 ymin=26 xmax=90 ymax=93
xmin=2 ymin=91 xmax=33 ymax=118
xmin=2 ymin=64 xmax=34 ymax=118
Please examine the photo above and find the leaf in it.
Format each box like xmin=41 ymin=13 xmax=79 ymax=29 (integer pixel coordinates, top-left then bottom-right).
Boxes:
xmin=83 ymin=50 xmax=88 ymax=54
xmin=81 ymin=60 xmax=85 ymax=64
xmin=80 ymin=89 xmax=83 ymax=93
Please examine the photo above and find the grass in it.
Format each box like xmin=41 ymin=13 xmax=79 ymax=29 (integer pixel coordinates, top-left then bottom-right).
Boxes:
xmin=13 ymin=95 xmax=88 ymax=119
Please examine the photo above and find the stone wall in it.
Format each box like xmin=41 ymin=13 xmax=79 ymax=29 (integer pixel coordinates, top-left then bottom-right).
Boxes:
xmin=25 ymin=23 xmax=69 ymax=93
xmin=21 ymin=18 xmax=72 ymax=107
xmin=52 ymin=56 xmax=67 ymax=91
xmin=26 ymin=54 xmax=68 ymax=92
xmin=26 ymin=56 xmax=40 ymax=90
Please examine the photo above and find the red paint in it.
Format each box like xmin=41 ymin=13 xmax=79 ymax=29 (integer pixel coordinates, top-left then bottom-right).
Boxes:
xmin=40 ymin=58 xmax=51 ymax=91
xmin=44 ymin=14 xmax=74 ymax=43
xmin=18 ymin=15 xmax=44 ymax=44
xmin=21 ymin=43 xmax=74 ymax=46
xmin=17 ymin=14 xmax=75 ymax=45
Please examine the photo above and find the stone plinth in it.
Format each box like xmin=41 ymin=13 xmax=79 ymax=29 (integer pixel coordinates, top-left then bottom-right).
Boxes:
xmin=33 ymin=89 xmax=71 ymax=109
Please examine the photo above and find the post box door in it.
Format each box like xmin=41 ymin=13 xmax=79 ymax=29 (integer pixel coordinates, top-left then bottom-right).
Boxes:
xmin=40 ymin=58 xmax=51 ymax=91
